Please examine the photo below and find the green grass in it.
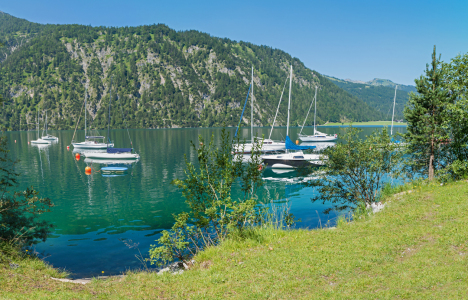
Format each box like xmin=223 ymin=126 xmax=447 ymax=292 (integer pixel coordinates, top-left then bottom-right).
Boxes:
xmin=1 ymin=180 xmax=467 ymax=298
xmin=322 ymin=121 xmax=407 ymax=126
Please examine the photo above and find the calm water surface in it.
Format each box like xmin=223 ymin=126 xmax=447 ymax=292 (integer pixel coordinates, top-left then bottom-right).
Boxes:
xmin=6 ymin=126 xmax=406 ymax=278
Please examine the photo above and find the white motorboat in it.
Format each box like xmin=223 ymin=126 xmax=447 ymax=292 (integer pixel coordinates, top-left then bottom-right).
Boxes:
xmin=262 ymin=65 xmax=324 ymax=169
xmin=84 ymin=158 xmax=139 ymax=165
xmin=233 ymin=66 xmax=285 ymax=154
xmin=262 ymin=151 xmax=324 ymax=169
xmin=298 ymin=86 xmax=338 ymax=142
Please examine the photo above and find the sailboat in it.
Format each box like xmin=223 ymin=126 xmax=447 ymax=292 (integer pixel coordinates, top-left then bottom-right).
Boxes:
xmin=31 ymin=109 xmax=50 ymax=145
xmin=297 ymin=86 xmax=337 ymax=142
xmin=233 ymin=67 xmax=285 ymax=154
xmin=84 ymin=77 xmax=139 ymax=160
xmin=262 ymin=66 xmax=324 ymax=169
xmin=41 ymin=110 xmax=58 ymax=141
xmin=72 ymin=89 xmax=114 ymax=149
xmin=390 ymin=85 xmax=405 ymax=145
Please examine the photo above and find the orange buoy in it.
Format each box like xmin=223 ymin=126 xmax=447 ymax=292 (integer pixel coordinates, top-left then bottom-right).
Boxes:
xmin=67 ymin=145 xmax=70 ymax=150
xmin=85 ymin=166 xmax=92 ymax=172
xmin=75 ymin=153 xmax=81 ymax=160
xmin=15 ymin=140 xmax=16 ymax=143
xmin=296 ymin=140 xmax=300 ymax=145
xmin=258 ymin=164 xmax=263 ymax=171
xmin=85 ymin=169 xmax=92 ymax=176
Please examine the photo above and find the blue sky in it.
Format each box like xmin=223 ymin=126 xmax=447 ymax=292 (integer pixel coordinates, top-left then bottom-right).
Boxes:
xmin=2 ymin=0 xmax=467 ymax=85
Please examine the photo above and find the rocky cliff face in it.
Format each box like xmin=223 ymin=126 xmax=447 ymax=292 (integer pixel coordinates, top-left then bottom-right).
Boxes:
xmin=0 ymin=14 xmax=382 ymax=130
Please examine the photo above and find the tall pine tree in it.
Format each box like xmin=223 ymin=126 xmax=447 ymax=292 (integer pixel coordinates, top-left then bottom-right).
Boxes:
xmin=404 ymin=46 xmax=454 ymax=180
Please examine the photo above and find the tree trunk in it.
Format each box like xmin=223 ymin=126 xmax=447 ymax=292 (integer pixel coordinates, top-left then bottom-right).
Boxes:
xmin=429 ymin=154 xmax=434 ymax=181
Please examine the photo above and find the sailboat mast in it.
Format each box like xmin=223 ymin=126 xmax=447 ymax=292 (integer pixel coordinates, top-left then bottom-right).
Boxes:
xmin=391 ymin=85 xmax=397 ymax=135
xmin=287 ymin=65 xmax=292 ymax=138
xmin=313 ymin=86 xmax=317 ymax=134
xmin=85 ymin=89 xmax=87 ymax=138
xmin=107 ymin=77 xmax=113 ymax=148
xmin=251 ymin=66 xmax=254 ymax=145
xmin=45 ymin=110 xmax=47 ymax=136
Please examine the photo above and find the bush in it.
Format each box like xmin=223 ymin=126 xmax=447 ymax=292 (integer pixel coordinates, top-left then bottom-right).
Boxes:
xmin=149 ymin=129 xmax=264 ymax=266
xmin=0 ymin=135 xmax=54 ymax=247
xmin=307 ymin=126 xmax=404 ymax=213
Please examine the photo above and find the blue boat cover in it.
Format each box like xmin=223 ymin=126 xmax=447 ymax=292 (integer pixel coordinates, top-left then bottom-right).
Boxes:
xmin=102 ymin=167 xmax=128 ymax=172
xmin=107 ymin=148 xmax=132 ymax=153
xmin=86 ymin=136 xmax=105 ymax=139
xmin=391 ymin=137 xmax=403 ymax=144
xmin=285 ymin=136 xmax=316 ymax=150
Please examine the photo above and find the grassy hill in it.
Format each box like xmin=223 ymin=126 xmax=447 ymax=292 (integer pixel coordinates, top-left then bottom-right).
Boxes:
xmin=0 ymin=12 xmax=384 ymax=131
xmin=2 ymin=180 xmax=467 ymax=298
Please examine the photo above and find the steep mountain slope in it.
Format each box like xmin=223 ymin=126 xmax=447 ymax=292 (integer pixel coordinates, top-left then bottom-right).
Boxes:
xmin=0 ymin=13 xmax=384 ymax=130
xmin=326 ymin=76 xmax=413 ymax=120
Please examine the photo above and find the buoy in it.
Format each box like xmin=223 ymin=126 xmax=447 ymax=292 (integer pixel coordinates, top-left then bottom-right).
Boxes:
xmin=85 ymin=166 xmax=92 ymax=172
xmin=258 ymin=164 xmax=263 ymax=171
xmin=67 ymin=145 xmax=70 ymax=150
xmin=15 ymin=140 xmax=16 ymax=143
xmin=75 ymin=153 xmax=81 ymax=160
xmin=28 ymin=141 xmax=30 ymax=144
xmin=296 ymin=140 xmax=300 ymax=145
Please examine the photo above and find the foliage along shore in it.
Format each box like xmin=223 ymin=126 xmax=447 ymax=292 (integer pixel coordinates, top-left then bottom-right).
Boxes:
xmin=1 ymin=179 xmax=467 ymax=299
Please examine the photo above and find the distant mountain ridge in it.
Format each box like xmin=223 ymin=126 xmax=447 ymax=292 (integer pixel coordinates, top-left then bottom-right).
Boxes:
xmin=0 ymin=12 xmax=384 ymax=130
xmin=325 ymin=75 xmax=415 ymax=120
xmin=336 ymin=76 xmax=416 ymax=93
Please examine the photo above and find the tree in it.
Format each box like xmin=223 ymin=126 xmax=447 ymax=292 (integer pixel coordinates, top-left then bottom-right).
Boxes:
xmin=403 ymin=46 xmax=454 ymax=180
xmin=307 ymin=126 xmax=403 ymax=213
xmin=0 ymin=135 xmax=53 ymax=245
xmin=149 ymin=129 xmax=264 ymax=266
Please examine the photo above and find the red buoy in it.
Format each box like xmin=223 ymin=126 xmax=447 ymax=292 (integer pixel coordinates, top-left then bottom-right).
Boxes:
xmin=75 ymin=153 xmax=81 ymax=160
xmin=67 ymin=145 xmax=70 ymax=150
xmin=258 ymin=164 xmax=263 ymax=171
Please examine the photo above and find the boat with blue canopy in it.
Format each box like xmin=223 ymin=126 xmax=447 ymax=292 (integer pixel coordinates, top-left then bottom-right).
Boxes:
xmin=262 ymin=65 xmax=325 ymax=168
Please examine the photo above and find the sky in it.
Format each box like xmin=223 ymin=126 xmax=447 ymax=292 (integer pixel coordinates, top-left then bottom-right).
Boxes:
xmin=2 ymin=0 xmax=467 ymax=85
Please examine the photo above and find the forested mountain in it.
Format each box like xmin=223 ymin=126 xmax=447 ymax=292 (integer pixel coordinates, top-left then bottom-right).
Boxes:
xmin=325 ymin=76 xmax=413 ymax=120
xmin=0 ymin=12 xmax=384 ymax=131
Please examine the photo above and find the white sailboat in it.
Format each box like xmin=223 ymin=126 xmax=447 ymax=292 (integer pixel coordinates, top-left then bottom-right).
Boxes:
xmin=390 ymin=85 xmax=405 ymax=146
xmin=233 ymin=67 xmax=285 ymax=154
xmin=41 ymin=110 xmax=58 ymax=141
xmin=262 ymin=65 xmax=324 ymax=169
xmin=72 ymin=90 xmax=114 ymax=149
xmin=84 ymin=77 xmax=139 ymax=160
xmin=298 ymin=86 xmax=338 ymax=142
xmin=31 ymin=109 xmax=50 ymax=145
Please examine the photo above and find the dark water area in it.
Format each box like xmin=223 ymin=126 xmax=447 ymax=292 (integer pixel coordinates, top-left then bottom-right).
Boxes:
xmin=4 ymin=125 xmax=406 ymax=278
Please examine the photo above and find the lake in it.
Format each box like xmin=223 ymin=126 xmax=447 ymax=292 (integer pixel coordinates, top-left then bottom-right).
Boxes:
xmin=5 ymin=125 xmax=407 ymax=278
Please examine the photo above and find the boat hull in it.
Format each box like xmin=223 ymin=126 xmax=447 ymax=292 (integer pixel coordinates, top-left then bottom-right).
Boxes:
xmin=84 ymin=152 xmax=140 ymax=160
xmin=31 ymin=139 xmax=50 ymax=144
xmin=262 ymin=153 xmax=325 ymax=169
xmin=73 ymin=142 xmax=114 ymax=149
xmin=298 ymin=135 xmax=338 ymax=142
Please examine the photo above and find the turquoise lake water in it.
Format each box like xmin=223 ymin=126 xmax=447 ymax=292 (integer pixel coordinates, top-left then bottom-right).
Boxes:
xmin=5 ymin=125 xmax=407 ymax=278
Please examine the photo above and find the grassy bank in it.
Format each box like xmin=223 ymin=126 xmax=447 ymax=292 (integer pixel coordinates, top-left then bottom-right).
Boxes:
xmin=321 ymin=121 xmax=407 ymax=126
xmin=2 ymin=180 xmax=467 ymax=299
